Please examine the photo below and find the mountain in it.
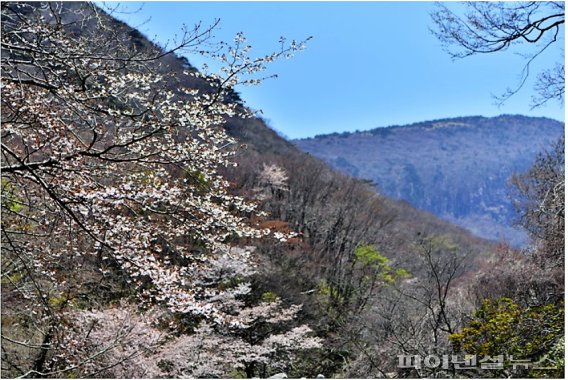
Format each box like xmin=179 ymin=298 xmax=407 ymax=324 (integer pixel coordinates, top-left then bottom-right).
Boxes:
xmin=294 ymin=115 xmax=564 ymax=245
xmin=4 ymin=2 xmax=496 ymax=263
xmin=2 ymin=3 xmax=526 ymax=378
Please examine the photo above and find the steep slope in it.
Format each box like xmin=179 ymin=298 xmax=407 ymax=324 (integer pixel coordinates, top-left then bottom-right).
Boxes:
xmin=89 ymin=0 xmax=555 ymax=248
xmin=28 ymin=1 xmax=494 ymax=257
xmin=294 ymin=115 xmax=564 ymax=245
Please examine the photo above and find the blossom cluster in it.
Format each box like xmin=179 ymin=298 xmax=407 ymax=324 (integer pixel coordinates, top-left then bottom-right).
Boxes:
xmin=1 ymin=3 xmax=316 ymax=377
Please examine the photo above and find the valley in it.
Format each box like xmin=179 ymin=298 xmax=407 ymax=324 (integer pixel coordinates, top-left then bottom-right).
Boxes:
xmin=1 ymin=2 xmax=563 ymax=379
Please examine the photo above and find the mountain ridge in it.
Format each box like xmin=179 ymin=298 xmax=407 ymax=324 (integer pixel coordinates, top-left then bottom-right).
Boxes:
xmin=293 ymin=114 xmax=564 ymax=245
xmin=298 ymin=114 xmax=562 ymax=140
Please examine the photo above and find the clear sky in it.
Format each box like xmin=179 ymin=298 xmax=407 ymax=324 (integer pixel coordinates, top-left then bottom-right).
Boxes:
xmin=103 ymin=1 xmax=565 ymax=139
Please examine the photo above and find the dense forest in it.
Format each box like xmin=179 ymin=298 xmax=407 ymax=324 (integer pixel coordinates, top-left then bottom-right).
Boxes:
xmin=1 ymin=2 xmax=564 ymax=379
xmin=295 ymin=115 xmax=563 ymax=246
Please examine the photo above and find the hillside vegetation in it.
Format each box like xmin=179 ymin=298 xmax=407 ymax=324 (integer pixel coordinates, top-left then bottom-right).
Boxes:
xmin=295 ymin=115 xmax=563 ymax=246
xmin=1 ymin=2 xmax=563 ymax=379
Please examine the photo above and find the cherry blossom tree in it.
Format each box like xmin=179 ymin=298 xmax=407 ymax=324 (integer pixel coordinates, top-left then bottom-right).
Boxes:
xmin=258 ymin=163 xmax=289 ymax=193
xmin=145 ymin=298 xmax=322 ymax=378
xmin=1 ymin=2 xmax=317 ymax=377
xmin=30 ymin=297 xmax=321 ymax=378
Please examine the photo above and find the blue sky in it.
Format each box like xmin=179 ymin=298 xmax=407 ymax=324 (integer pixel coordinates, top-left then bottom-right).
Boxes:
xmin=104 ymin=2 xmax=565 ymax=139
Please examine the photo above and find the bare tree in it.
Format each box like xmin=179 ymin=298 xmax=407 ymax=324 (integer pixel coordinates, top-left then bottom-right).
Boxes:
xmin=347 ymin=235 xmax=469 ymax=378
xmin=431 ymin=1 xmax=564 ymax=107
xmin=510 ymin=137 xmax=565 ymax=270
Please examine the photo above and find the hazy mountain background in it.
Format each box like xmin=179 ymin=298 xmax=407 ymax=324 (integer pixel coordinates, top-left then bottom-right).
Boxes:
xmin=294 ymin=115 xmax=564 ymax=246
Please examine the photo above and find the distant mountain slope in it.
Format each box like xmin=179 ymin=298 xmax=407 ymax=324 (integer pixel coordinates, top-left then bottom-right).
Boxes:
xmin=294 ymin=115 xmax=564 ymax=245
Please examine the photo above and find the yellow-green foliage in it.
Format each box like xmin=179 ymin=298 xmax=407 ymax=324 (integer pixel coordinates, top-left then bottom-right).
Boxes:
xmin=449 ymin=298 xmax=564 ymax=377
xmin=1 ymin=178 xmax=24 ymax=213
xmin=395 ymin=267 xmax=411 ymax=279
xmin=318 ymin=279 xmax=345 ymax=304
xmin=318 ymin=245 xmax=411 ymax=311
xmin=354 ymin=244 xmax=389 ymax=268
xmin=184 ymin=169 xmax=210 ymax=193
xmin=1 ymin=272 xmax=23 ymax=285
xmin=261 ymin=291 xmax=278 ymax=303
xmin=48 ymin=294 xmax=69 ymax=309
xmin=449 ymin=298 xmax=520 ymax=356
xmin=354 ymin=244 xmax=410 ymax=284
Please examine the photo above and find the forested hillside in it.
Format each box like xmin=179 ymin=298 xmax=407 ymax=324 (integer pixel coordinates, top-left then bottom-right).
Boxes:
xmin=1 ymin=2 xmax=564 ymax=379
xmin=295 ymin=115 xmax=564 ymax=246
